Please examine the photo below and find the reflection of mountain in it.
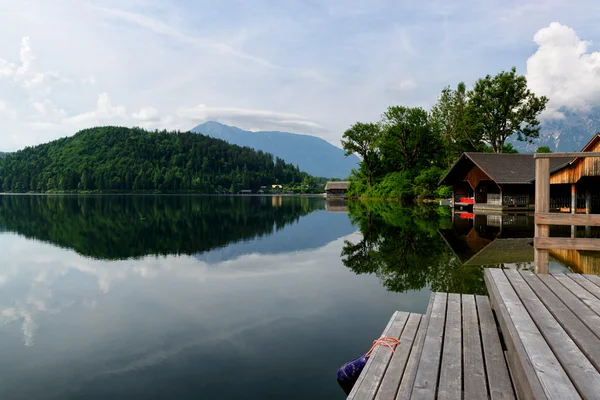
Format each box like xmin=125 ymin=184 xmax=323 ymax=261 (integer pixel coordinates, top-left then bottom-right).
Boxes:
xmin=195 ymin=210 xmax=356 ymax=263
xmin=439 ymin=213 xmax=535 ymax=265
xmin=0 ymin=195 xmax=327 ymax=260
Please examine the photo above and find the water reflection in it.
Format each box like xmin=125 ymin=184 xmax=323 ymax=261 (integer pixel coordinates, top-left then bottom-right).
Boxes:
xmin=0 ymin=195 xmax=332 ymax=260
xmin=341 ymin=201 xmax=488 ymax=295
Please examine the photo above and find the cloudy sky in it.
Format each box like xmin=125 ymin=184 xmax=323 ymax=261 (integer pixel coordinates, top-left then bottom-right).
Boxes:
xmin=1 ymin=0 xmax=600 ymax=151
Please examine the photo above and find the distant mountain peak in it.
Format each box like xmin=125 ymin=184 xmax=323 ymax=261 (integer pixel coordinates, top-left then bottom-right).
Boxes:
xmin=191 ymin=121 xmax=358 ymax=178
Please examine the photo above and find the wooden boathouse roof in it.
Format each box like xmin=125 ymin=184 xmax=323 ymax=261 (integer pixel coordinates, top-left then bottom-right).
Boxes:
xmin=440 ymin=152 xmax=572 ymax=186
xmin=325 ymin=181 xmax=350 ymax=191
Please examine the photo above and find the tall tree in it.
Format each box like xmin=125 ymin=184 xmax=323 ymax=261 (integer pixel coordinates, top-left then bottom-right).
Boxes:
xmin=430 ymin=82 xmax=483 ymax=165
xmin=467 ymin=67 xmax=548 ymax=153
xmin=379 ymin=106 xmax=441 ymax=172
xmin=341 ymin=122 xmax=381 ymax=187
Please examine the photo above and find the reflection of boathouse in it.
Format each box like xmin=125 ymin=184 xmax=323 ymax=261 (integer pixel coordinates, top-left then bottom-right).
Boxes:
xmin=325 ymin=199 xmax=348 ymax=213
xmin=440 ymin=134 xmax=600 ymax=212
xmin=440 ymin=213 xmax=534 ymax=265
xmin=441 ymin=211 xmax=600 ymax=273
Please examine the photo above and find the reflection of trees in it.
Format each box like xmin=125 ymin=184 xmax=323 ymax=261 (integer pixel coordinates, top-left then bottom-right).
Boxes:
xmin=341 ymin=201 xmax=487 ymax=295
xmin=0 ymin=195 xmax=323 ymax=260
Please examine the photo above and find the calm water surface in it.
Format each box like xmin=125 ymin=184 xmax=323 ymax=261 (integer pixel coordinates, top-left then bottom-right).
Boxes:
xmin=0 ymin=195 xmax=578 ymax=399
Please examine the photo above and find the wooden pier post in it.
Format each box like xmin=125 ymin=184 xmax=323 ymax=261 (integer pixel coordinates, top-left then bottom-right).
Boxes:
xmin=535 ymin=157 xmax=550 ymax=274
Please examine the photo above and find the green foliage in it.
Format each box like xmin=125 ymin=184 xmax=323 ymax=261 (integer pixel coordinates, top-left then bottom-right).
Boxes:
xmin=342 ymin=66 xmax=548 ymax=201
xmin=435 ymin=185 xmax=453 ymax=199
xmin=363 ymin=172 xmax=414 ymax=200
xmin=536 ymin=146 xmax=553 ymax=153
xmin=341 ymin=201 xmax=487 ymax=294
xmin=430 ymin=82 xmax=483 ymax=166
xmin=467 ymin=67 xmax=548 ymax=153
xmin=0 ymin=126 xmax=318 ymax=193
xmin=380 ymin=106 xmax=441 ymax=172
xmin=413 ymin=166 xmax=446 ymax=201
xmin=341 ymin=122 xmax=382 ymax=187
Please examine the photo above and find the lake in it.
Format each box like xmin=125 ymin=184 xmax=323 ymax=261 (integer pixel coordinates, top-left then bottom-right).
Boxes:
xmin=0 ymin=195 xmax=580 ymax=399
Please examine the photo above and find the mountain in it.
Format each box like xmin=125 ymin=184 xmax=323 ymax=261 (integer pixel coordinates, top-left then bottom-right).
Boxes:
xmin=511 ymin=106 xmax=600 ymax=152
xmin=191 ymin=121 xmax=359 ymax=178
xmin=0 ymin=126 xmax=311 ymax=193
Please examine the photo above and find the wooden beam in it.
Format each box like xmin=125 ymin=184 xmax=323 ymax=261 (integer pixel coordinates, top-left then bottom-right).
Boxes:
xmin=534 ymin=152 xmax=600 ymax=158
xmin=535 ymin=213 xmax=600 ymax=226
xmin=535 ymin=157 xmax=550 ymax=273
xmin=535 ymin=237 xmax=600 ymax=251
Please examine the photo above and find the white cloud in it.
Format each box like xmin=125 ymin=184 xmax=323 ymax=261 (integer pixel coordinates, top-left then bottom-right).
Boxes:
xmin=132 ymin=106 xmax=159 ymax=121
xmin=527 ymin=22 xmax=600 ymax=117
xmin=63 ymin=92 xmax=126 ymax=126
xmin=177 ymin=105 xmax=324 ymax=132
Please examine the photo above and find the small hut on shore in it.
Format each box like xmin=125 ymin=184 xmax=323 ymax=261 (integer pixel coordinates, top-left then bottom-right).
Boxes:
xmin=325 ymin=181 xmax=350 ymax=198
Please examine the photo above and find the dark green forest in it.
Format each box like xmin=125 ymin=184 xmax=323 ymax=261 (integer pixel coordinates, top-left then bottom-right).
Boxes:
xmin=0 ymin=126 xmax=319 ymax=193
xmin=0 ymin=195 xmax=322 ymax=259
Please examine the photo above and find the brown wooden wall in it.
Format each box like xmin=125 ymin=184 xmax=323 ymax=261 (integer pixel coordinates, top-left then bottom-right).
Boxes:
xmin=549 ymin=248 xmax=600 ymax=275
xmin=464 ymin=165 xmax=492 ymax=189
xmin=550 ymin=140 xmax=600 ymax=184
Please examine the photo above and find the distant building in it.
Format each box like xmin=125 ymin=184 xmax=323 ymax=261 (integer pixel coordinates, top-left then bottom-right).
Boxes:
xmin=325 ymin=181 xmax=350 ymax=198
xmin=271 ymin=184 xmax=283 ymax=189
xmin=240 ymin=190 xmax=252 ymax=195
xmin=257 ymin=190 xmax=265 ymax=194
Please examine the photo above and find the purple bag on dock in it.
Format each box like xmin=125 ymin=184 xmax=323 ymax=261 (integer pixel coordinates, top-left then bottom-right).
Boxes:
xmin=337 ymin=353 xmax=368 ymax=392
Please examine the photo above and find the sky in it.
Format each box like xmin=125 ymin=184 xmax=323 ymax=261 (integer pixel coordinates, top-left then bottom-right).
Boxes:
xmin=1 ymin=0 xmax=600 ymax=151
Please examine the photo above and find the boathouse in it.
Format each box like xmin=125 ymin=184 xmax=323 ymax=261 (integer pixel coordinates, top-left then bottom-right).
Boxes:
xmin=440 ymin=153 xmax=571 ymax=211
xmin=325 ymin=181 xmax=350 ymax=198
xmin=549 ymin=134 xmax=600 ymax=213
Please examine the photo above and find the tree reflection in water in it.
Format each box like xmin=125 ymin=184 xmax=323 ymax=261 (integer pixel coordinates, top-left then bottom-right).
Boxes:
xmin=341 ymin=201 xmax=490 ymax=295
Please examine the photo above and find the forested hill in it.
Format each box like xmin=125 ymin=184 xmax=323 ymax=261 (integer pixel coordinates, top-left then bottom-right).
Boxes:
xmin=192 ymin=121 xmax=359 ymax=179
xmin=0 ymin=126 xmax=311 ymax=193
xmin=0 ymin=152 xmax=7 ymax=159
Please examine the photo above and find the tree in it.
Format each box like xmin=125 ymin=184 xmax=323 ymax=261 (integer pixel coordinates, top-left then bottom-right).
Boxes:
xmin=430 ymin=82 xmax=483 ymax=166
xmin=467 ymin=67 xmax=548 ymax=153
xmin=379 ymin=106 xmax=441 ymax=172
xmin=536 ymin=146 xmax=552 ymax=153
xmin=341 ymin=122 xmax=381 ymax=187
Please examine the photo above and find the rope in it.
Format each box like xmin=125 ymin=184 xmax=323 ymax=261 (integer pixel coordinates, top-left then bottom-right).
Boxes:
xmin=365 ymin=336 xmax=400 ymax=358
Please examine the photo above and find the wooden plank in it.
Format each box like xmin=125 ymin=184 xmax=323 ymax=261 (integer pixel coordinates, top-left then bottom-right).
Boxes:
xmin=534 ymin=152 xmax=600 ymax=158
xmin=520 ymin=271 xmax=600 ymax=371
xmin=554 ymin=273 xmax=600 ymax=317
xmin=535 ymin=212 xmax=600 ymax=227
xmin=437 ymin=293 xmax=462 ymax=400
xmin=538 ymin=274 xmax=600 ymax=340
xmin=505 ymin=269 xmax=599 ymax=399
xmin=535 ymin=157 xmax=550 ymax=213
xmin=584 ymin=274 xmax=600 ymax=289
xmin=476 ymin=295 xmax=515 ymax=400
xmin=375 ymin=313 xmax=422 ymax=400
xmin=348 ymin=312 xmax=410 ymax=400
xmin=535 ymin=237 xmax=600 ymax=251
xmin=396 ymin=295 xmax=435 ymax=400
xmin=568 ymin=274 xmax=600 ymax=301
xmin=462 ymin=294 xmax=487 ymax=399
xmin=485 ymin=268 xmax=579 ymax=400
xmin=411 ymin=293 xmax=447 ymax=400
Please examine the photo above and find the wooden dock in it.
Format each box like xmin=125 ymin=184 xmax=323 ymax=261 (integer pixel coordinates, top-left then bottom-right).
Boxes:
xmin=347 ymin=292 xmax=514 ymax=400
xmin=348 ymin=268 xmax=600 ymax=399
